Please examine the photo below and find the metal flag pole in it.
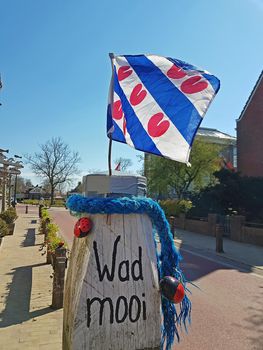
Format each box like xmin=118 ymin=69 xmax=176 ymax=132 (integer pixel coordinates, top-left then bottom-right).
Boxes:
xmin=108 ymin=134 xmax=112 ymax=176
xmin=108 ymin=52 xmax=115 ymax=177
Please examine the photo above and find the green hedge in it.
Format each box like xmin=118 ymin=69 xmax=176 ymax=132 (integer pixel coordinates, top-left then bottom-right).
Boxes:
xmin=22 ymin=199 xmax=66 ymax=207
xmin=0 ymin=207 xmax=18 ymax=225
xmin=0 ymin=218 xmax=9 ymax=237
xmin=39 ymin=207 xmax=66 ymax=252
xmin=159 ymin=199 xmax=192 ymax=217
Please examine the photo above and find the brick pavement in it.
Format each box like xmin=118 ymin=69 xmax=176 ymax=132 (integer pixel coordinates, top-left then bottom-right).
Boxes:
xmin=0 ymin=205 xmax=62 ymax=350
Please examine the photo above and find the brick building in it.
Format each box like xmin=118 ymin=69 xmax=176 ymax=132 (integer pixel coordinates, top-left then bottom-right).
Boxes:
xmin=236 ymin=71 xmax=263 ymax=176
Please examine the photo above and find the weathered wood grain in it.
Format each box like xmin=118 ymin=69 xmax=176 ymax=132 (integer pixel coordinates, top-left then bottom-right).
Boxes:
xmin=63 ymin=214 xmax=161 ymax=350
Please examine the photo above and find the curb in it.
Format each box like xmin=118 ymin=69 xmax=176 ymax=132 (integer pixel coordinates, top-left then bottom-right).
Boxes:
xmin=173 ymin=239 xmax=263 ymax=275
xmin=0 ymin=234 xmax=6 ymax=254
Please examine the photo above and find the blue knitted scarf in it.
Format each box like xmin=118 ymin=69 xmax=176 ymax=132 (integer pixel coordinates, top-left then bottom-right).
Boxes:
xmin=67 ymin=195 xmax=191 ymax=350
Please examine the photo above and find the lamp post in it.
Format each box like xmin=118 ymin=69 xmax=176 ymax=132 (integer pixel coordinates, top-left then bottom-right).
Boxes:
xmin=8 ymin=173 xmax=12 ymax=207
xmin=0 ymin=158 xmax=17 ymax=212
xmin=0 ymin=149 xmax=9 ymax=212
xmin=8 ymin=167 xmax=22 ymax=206
xmin=13 ymin=156 xmax=23 ymax=205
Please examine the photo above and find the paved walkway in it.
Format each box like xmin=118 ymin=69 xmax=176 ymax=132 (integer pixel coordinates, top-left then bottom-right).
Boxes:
xmin=0 ymin=205 xmax=62 ymax=350
xmin=174 ymin=228 xmax=263 ymax=273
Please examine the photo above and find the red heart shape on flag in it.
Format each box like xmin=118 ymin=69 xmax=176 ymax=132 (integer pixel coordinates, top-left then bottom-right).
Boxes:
xmin=113 ymin=100 xmax=123 ymax=120
xmin=181 ymin=76 xmax=208 ymax=94
xmin=167 ymin=64 xmax=187 ymax=79
xmin=118 ymin=66 xmax=133 ymax=81
xmin=130 ymin=84 xmax=147 ymax=106
xmin=148 ymin=112 xmax=170 ymax=137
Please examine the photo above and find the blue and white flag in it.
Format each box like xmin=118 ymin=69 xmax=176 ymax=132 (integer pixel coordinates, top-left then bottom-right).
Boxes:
xmin=107 ymin=54 xmax=220 ymax=164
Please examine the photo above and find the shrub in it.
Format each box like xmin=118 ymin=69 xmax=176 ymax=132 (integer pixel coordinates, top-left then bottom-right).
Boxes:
xmin=22 ymin=199 xmax=65 ymax=207
xmin=39 ymin=208 xmax=51 ymax=235
xmin=0 ymin=218 xmax=9 ymax=237
xmin=22 ymin=199 xmax=40 ymax=205
xmin=39 ymin=207 xmax=66 ymax=256
xmin=159 ymin=199 xmax=192 ymax=217
xmin=51 ymin=200 xmax=66 ymax=207
xmin=0 ymin=207 xmax=18 ymax=225
xmin=45 ymin=220 xmax=66 ymax=253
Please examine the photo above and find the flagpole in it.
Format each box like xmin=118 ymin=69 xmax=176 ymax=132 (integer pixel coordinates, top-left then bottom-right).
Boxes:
xmin=108 ymin=52 xmax=115 ymax=177
xmin=108 ymin=134 xmax=112 ymax=176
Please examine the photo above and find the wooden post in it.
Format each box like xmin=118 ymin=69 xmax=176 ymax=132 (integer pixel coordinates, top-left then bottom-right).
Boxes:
xmin=46 ymin=250 xmax=52 ymax=264
xmin=52 ymin=246 xmax=67 ymax=309
xmin=63 ymin=213 xmax=161 ymax=350
xmin=25 ymin=205 xmax=28 ymax=214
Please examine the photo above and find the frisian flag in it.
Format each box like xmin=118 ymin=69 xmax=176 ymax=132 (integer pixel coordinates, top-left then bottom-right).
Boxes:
xmin=107 ymin=54 xmax=220 ymax=164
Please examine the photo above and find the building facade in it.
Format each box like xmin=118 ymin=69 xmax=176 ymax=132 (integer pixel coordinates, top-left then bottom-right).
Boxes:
xmin=236 ymin=71 xmax=263 ymax=177
xmin=196 ymin=127 xmax=237 ymax=168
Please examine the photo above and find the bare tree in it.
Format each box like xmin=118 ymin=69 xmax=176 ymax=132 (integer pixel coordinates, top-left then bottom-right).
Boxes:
xmin=26 ymin=137 xmax=81 ymax=204
xmin=11 ymin=176 xmax=33 ymax=193
xmin=114 ymin=157 xmax=133 ymax=172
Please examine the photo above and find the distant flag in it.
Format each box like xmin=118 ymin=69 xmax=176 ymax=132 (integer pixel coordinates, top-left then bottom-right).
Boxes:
xmin=115 ymin=162 xmax=121 ymax=171
xmin=221 ymin=157 xmax=235 ymax=172
xmin=107 ymin=54 xmax=220 ymax=164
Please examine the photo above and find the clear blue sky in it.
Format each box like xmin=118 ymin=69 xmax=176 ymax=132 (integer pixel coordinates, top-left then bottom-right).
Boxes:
xmin=1 ymin=0 xmax=262 ymax=185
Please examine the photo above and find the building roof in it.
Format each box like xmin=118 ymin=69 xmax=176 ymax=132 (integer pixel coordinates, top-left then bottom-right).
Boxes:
xmin=28 ymin=186 xmax=43 ymax=194
xmin=236 ymin=71 xmax=263 ymax=122
xmin=196 ymin=127 xmax=236 ymax=145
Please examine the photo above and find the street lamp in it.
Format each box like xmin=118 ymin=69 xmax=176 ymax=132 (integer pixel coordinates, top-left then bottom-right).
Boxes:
xmin=0 ymin=153 xmax=23 ymax=211
xmin=0 ymin=150 xmax=8 ymax=211
xmin=0 ymin=158 xmax=16 ymax=212
xmin=13 ymin=155 xmax=23 ymax=205
xmin=9 ymin=167 xmax=22 ymax=206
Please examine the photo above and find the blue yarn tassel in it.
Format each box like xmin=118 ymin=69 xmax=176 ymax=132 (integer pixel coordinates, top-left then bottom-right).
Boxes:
xmin=67 ymin=195 xmax=191 ymax=350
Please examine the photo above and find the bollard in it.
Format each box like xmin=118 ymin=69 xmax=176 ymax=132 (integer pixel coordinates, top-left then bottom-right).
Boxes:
xmin=25 ymin=205 xmax=28 ymax=214
xmin=169 ymin=216 xmax=176 ymax=238
xmin=52 ymin=246 xmax=67 ymax=309
xmin=216 ymin=224 xmax=224 ymax=253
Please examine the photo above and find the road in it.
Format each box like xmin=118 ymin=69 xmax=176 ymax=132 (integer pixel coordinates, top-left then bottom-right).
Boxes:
xmin=49 ymin=207 xmax=263 ymax=350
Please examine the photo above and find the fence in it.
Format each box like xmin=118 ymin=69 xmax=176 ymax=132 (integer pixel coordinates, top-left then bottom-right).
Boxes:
xmin=174 ymin=214 xmax=263 ymax=247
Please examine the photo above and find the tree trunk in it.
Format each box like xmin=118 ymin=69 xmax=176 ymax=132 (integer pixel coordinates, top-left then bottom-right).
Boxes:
xmin=51 ymin=186 xmax=55 ymax=205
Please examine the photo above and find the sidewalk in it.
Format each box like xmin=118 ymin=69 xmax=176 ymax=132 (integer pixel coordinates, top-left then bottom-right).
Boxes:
xmin=174 ymin=227 xmax=263 ymax=272
xmin=0 ymin=205 xmax=63 ymax=350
